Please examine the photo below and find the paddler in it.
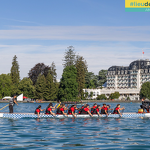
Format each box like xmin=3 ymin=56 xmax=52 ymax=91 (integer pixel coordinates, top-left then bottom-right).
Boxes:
xmin=91 ymin=104 xmax=102 ymax=116
xmin=140 ymin=98 xmax=150 ymax=113
xmin=78 ymin=103 xmax=87 ymax=114
xmin=68 ymin=105 xmax=77 ymax=118
xmin=35 ymin=105 xmax=45 ymax=118
xmin=91 ymin=103 xmax=97 ymax=114
xmin=56 ymin=104 xmax=68 ymax=117
xmin=80 ymin=104 xmax=93 ymax=117
xmin=9 ymin=94 xmax=18 ymax=113
xmin=113 ymin=104 xmax=125 ymax=117
xmin=107 ymin=105 xmax=113 ymax=113
xmin=45 ymin=103 xmax=57 ymax=116
xmin=101 ymin=104 xmax=108 ymax=116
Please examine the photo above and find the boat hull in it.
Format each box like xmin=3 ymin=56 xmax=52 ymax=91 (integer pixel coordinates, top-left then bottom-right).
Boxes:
xmin=0 ymin=112 xmax=150 ymax=118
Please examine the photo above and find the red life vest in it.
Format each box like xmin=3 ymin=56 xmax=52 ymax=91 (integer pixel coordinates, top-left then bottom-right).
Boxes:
xmin=113 ymin=107 xmax=119 ymax=114
xmin=45 ymin=107 xmax=52 ymax=114
xmin=78 ymin=106 xmax=84 ymax=114
xmin=35 ymin=108 xmax=40 ymax=114
xmin=81 ymin=107 xmax=89 ymax=114
xmin=68 ymin=107 xmax=75 ymax=114
xmin=91 ymin=106 xmax=97 ymax=114
xmin=101 ymin=106 xmax=107 ymax=114
xmin=56 ymin=108 xmax=64 ymax=114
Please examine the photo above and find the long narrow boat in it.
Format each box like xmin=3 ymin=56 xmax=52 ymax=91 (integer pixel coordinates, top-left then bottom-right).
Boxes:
xmin=0 ymin=112 xmax=150 ymax=118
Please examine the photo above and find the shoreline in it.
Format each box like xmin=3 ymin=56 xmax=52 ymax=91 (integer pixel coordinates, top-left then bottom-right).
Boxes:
xmin=0 ymin=100 xmax=141 ymax=103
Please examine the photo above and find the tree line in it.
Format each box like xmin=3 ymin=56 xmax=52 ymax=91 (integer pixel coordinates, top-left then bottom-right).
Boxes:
xmin=0 ymin=46 xmax=107 ymax=101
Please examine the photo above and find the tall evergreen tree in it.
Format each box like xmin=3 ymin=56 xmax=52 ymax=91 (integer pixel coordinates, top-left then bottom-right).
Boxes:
xmin=18 ymin=77 xmax=35 ymax=98
xmin=50 ymin=62 xmax=57 ymax=83
xmin=58 ymin=65 xmax=78 ymax=101
xmin=35 ymin=74 xmax=46 ymax=99
xmin=10 ymin=55 xmax=20 ymax=95
xmin=97 ymin=70 xmax=107 ymax=87
xmin=63 ymin=46 xmax=76 ymax=67
xmin=44 ymin=73 xmax=57 ymax=100
xmin=85 ymin=72 xmax=97 ymax=88
xmin=75 ymin=55 xmax=87 ymax=99
xmin=0 ymin=74 xmax=12 ymax=99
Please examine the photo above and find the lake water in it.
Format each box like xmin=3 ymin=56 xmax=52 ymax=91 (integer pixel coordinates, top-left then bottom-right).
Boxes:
xmin=0 ymin=102 xmax=150 ymax=150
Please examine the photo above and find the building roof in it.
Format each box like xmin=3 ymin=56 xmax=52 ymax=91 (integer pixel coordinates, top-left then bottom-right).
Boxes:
xmin=108 ymin=59 xmax=150 ymax=75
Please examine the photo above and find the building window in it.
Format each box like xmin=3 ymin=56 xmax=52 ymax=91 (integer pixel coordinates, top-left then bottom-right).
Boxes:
xmin=93 ymin=92 xmax=95 ymax=96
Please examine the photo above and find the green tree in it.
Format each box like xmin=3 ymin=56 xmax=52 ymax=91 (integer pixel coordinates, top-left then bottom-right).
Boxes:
xmin=85 ymin=72 xmax=97 ymax=88
xmin=83 ymin=92 xmax=88 ymax=100
xmin=18 ymin=77 xmax=35 ymax=98
xmin=10 ymin=55 xmax=20 ymax=95
xmin=63 ymin=46 xmax=76 ymax=67
xmin=140 ymin=82 xmax=150 ymax=99
xmin=90 ymin=91 xmax=93 ymax=99
xmin=35 ymin=74 xmax=46 ymax=99
xmin=28 ymin=63 xmax=51 ymax=85
xmin=58 ymin=65 xmax=78 ymax=101
xmin=97 ymin=70 xmax=107 ymax=87
xmin=0 ymin=74 xmax=12 ymax=99
xmin=75 ymin=55 xmax=87 ymax=99
xmin=109 ymin=92 xmax=120 ymax=100
xmin=50 ymin=62 xmax=57 ymax=83
xmin=113 ymin=92 xmax=120 ymax=99
xmin=97 ymin=94 xmax=107 ymax=100
xmin=44 ymin=73 xmax=57 ymax=100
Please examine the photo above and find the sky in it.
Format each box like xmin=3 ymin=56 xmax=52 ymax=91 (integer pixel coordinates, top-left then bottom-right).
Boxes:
xmin=0 ymin=0 xmax=150 ymax=80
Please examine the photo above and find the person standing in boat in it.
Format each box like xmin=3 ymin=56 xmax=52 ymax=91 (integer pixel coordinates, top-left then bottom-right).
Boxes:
xmin=35 ymin=105 xmax=45 ymax=118
xmin=9 ymin=94 xmax=18 ymax=113
xmin=113 ymin=104 xmax=125 ymax=117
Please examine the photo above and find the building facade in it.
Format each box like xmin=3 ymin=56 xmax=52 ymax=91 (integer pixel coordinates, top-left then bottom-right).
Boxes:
xmin=84 ymin=59 xmax=150 ymax=100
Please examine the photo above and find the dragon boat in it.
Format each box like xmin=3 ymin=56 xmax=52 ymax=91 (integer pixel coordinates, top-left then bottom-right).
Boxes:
xmin=0 ymin=112 xmax=150 ymax=119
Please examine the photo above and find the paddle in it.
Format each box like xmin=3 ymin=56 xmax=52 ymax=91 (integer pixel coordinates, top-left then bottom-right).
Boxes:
xmin=0 ymin=104 xmax=9 ymax=111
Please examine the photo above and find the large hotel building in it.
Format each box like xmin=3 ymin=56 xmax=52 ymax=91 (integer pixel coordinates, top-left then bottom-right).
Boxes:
xmin=83 ymin=59 xmax=150 ymax=100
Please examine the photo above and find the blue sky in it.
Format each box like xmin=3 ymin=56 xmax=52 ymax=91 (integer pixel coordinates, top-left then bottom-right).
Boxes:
xmin=0 ymin=0 xmax=150 ymax=80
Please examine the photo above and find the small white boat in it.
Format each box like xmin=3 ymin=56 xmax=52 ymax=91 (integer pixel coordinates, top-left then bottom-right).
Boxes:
xmin=0 ymin=112 xmax=150 ymax=119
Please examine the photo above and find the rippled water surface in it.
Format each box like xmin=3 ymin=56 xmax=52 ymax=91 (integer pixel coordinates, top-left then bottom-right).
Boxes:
xmin=0 ymin=102 xmax=150 ymax=150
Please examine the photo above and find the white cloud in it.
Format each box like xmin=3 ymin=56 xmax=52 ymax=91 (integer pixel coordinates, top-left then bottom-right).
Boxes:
xmin=0 ymin=26 xmax=150 ymax=41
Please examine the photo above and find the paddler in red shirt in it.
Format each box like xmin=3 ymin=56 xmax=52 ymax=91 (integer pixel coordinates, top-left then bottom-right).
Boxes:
xmin=45 ymin=103 xmax=57 ymax=116
xmin=113 ymin=104 xmax=125 ymax=117
xmin=82 ymin=104 xmax=93 ymax=117
xmin=68 ymin=105 xmax=77 ymax=118
xmin=56 ymin=104 xmax=68 ymax=117
xmin=101 ymin=104 xmax=108 ymax=116
xmin=35 ymin=105 xmax=45 ymax=118
xmin=91 ymin=103 xmax=97 ymax=113
xmin=96 ymin=105 xmax=102 ymax=116
xmin=78 ymin=104 xmax=87 ymax=114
